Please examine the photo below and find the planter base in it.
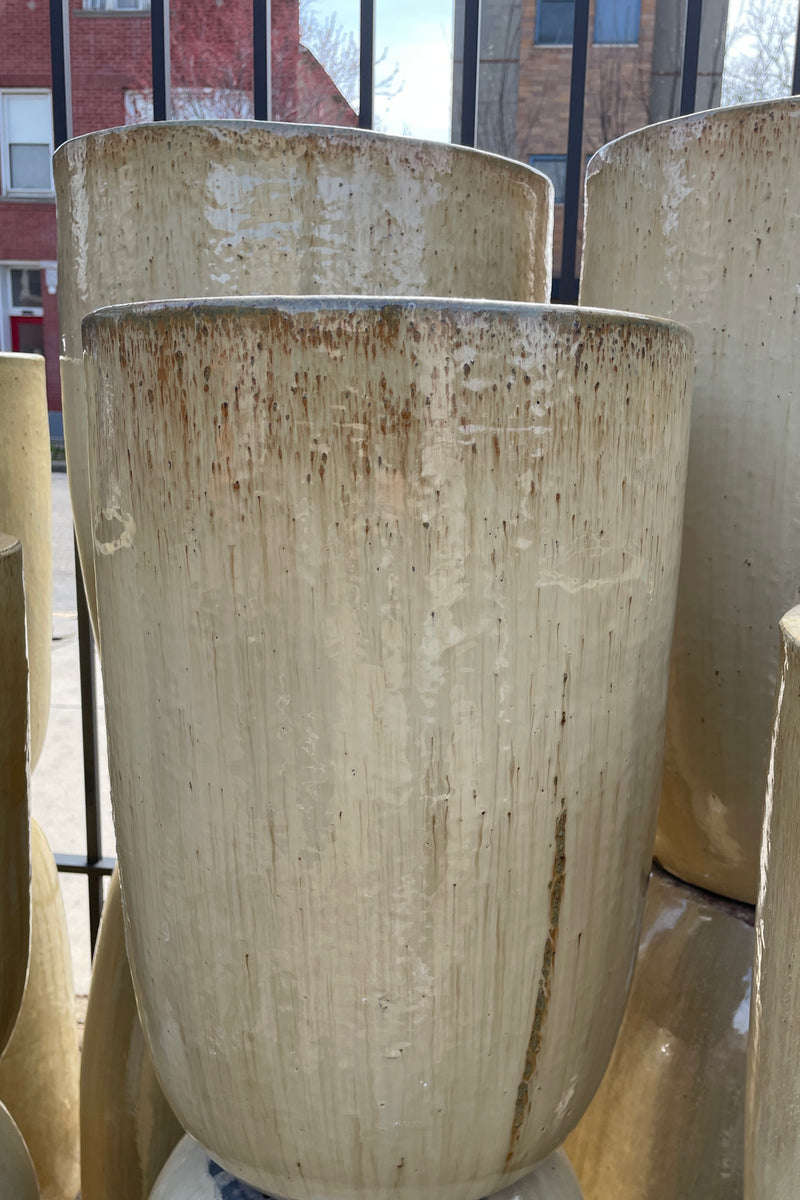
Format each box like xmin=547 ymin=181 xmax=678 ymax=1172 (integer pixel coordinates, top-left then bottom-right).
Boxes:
xmin=150 ymin=1139 xmax=584 ymax=1200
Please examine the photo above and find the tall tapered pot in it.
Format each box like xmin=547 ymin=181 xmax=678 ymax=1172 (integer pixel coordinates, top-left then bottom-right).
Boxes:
xmin=55 ymin=121 xmax=553 ymax=629
xmin=84 ymin=297 xmax=692 ymax=1199
xmin=745 ymin=605 xmax=800 ymax=1198
xmin=580 ymin=97 xmax=800 ymax=904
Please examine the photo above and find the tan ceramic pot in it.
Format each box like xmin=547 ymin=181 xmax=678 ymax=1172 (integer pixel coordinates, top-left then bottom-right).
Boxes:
xmin=84 ymin=297 xmax=691 ymax=1200
xmin=564 ymin=866 xmax=752 ymax=1199
xmin=54 ymin=120 xmax=553 ymax=628
xmin=0 ymin=353 xmax=52 ymax=769
xmin=0 ymin=820 xmax=80 ymax=1200
xmin=81 ymin=869 xmax=184 ymax=1200
xmin=745 ymin=605 xmax=800 ymax=1199
xmin=0 ymin=535 xmax=30 ymax=1060
xmin=580 ymin=98 xmax=800 ymax=905
xmin=149 ymin=1140 xmax=584 ymax=1200
xmin=0 ymin=1100 xmax=39 ymax=1200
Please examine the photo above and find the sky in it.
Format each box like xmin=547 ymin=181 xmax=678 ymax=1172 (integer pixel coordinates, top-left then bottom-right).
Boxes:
xmin=307 ymin=0 xmax=456 ymax=141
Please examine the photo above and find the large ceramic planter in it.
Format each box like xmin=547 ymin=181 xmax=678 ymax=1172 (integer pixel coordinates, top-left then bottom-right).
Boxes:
xmin=55 ymin=120 xmax=553 ymax=628
xmin=0 ymin=820 xmax=80 ymax=1200
xmin=83 ymin=297 xmax=691 ymax=1199
xmin=0 ymin=353 xmax=52 ymax=769
xmin=564 ymin=866 xmax=752 ymax=1198
xmin=0 ymin=536 xmax=30 ymax=1061
xmin=745 ymin=605 xmax=800 ymax=1199
xmin=580 ymin=97 xmax=800 ymax=905
xmin=80 ymin=870 xmax=184 ymax=1200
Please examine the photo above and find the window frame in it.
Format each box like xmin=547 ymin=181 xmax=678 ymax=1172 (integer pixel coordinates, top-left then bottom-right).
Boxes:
xmin=0 ymin=89 xmax=55 ymax=199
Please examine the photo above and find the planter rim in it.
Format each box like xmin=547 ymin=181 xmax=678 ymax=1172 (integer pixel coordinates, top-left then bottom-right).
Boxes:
xmin=0 ymin=351 xmax=47 ymax=365
xmin=780 ymin=605 xmax=800 ymax=648
xmin=587 ymin=94 xmax=800 ymax=182
xmin=53 ymin=119 xmax=552 ymax=194
xmin=82 ymin=295 xmax=693 ymax=345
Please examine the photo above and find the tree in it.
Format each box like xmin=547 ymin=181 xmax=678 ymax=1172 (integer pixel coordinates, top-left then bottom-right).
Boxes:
xmin=722 ymin=0 xmax=797 ymax=104
xmin=298 ymin=0 xmax=402 ymax=113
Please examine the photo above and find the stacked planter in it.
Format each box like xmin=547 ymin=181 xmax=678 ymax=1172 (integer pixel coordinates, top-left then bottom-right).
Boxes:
xmin=566 ymin=98 xmax=800 ymax=1198
xmin=57 ymin=121 xmax=694 ymax=1198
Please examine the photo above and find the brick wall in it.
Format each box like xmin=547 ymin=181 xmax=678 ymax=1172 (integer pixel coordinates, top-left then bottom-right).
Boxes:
xmin=0 ymin=0 xmax=355 ymax=416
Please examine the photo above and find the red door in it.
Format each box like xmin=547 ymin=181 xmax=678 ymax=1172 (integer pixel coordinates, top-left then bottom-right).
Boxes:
xmin=11 ymin=315 xmax=45 ymax=356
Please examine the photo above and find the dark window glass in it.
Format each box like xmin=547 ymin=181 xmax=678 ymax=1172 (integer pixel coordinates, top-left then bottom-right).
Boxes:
xmin=529 ymin=155 xmax=567 ymax=203
xmin=535 ymin=0 xmax=575 ymax=45
xmin=11 ymin=268 xmax=43 ymax=308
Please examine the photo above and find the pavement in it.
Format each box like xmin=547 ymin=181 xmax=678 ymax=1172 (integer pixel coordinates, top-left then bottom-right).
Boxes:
xmin=31 ymin=470 xmax=114 ymax=997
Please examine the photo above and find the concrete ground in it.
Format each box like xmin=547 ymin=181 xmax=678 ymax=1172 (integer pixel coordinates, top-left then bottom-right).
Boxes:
xmin=31 ymin=470 xmax=114 ymax=998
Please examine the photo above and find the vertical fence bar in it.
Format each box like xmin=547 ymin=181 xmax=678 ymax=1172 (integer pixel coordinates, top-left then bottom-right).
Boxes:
xmin=50 ymin=0 xmax=106 ymax=954
xmin=559 ymin=0 xmax=590 ymax=303
xmin=75 ymin=538 xmax=103 ymax=951
xmin=358 ymin=0 xmax=375 ymax=129
xmin=151 ymin=0 xmax=171 ymax=121
xmin=793 ymin=0 xmax=800 ymax=94
xmin=253 ymin=0 xmax=272 ymax=121
xmin=679 ymin=0 xmax=703 ymax=115
xmin=48 ymin=0 xmax=72 ymax=146
xmin=459 ymin=0 xmax=481 ymax=147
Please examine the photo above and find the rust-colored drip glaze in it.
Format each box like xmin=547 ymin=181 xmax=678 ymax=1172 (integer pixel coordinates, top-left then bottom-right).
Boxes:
xmin=83 ymin=298 xmax=690 ymax=1200
xmin=55 ymin=121 xmax=553 ymax=630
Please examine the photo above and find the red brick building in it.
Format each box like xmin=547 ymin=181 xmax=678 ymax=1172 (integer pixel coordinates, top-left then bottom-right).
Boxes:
xmin=0 ymin=0 xmax=355 ymax=433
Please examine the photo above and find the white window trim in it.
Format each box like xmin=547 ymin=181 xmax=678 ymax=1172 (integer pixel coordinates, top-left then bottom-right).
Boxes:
xmin=0 ymin=263 xmax=45 ymax=352
xmin=0 ymin=89 xmax=55 ymax=199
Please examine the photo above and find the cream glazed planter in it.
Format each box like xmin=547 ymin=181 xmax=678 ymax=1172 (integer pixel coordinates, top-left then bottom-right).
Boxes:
xmin=580 ymin=98 xmax=800 ymax=905
xmin=54 ymin=120 xmax=553 ymax=627
xmin=745 ymin=606 xmax=800 ymax=1199
xmin=0 ymin=353 xmax=52 ymax=769
xmin=83 ymin=297 xmax=692 ymax=1200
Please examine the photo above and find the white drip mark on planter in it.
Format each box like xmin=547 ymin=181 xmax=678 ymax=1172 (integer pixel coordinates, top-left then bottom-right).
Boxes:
xmin=94 ymin=505 xmax=136 ymax=555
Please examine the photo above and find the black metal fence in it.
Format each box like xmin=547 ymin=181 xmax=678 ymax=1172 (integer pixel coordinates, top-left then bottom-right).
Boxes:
xmin=46 ymin=0 xmax=800 ymax=951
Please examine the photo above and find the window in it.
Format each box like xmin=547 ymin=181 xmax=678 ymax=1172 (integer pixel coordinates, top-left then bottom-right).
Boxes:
xmin=529 ymin=155 xmax=567 ymax=204
xmin=594 ymin=0 xmax=640 ymax=43
xmin=124 ymin=88 xmax=254 ymax=123
xmin=535 ymin=0 xmax=575 ymax=45
xmin=0 ymin=91 xmax=54 ymax=196
xmin=0 ymin=266 xmax=45 ymax=355
xmin=83 ymin=0 xmax=150 ymax=10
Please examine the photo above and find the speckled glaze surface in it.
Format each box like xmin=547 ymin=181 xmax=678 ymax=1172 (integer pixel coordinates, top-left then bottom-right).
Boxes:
xmin=84 ymin=298 xmax=691 ymax=1200
xmin=0 ymin=537 xmax=30 ymax=1061
xmin=149 ymin=1139 xmax=584 ymax=1200
xmin=0 ymin=1100 xmax=39 ymax=1200
xmin=0 ymin=353 xmax=52 ymax=769
xmin=55 ymin=120 xmax=553 ymax=628
xmin=580 ymin=98 xmax=800 ymax=905
xmin=564 ymin=866 xmax=752 ymax=1198
xmin=745 ymin=606 xmax=800 ymax=1198
xmin=81 ymin=869 xmax=184 ymax=1200
xmin=0 ymin=820 xmax=80 ymax=1200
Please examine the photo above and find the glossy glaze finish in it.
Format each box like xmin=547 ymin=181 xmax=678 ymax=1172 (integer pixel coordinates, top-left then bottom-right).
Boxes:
xmin=0 ymin=353 xmax=52 ymax=768
xmin=55 ymin=120 xmax=553 ymax=626
xmin=84 ymin=298 xmax=691 ymax=1200
xmin=0 ymin=536 xmax=30 ymax=1060
xmin=564 ymin=866 xmax=752 ymax=1198
xmin=0 ymin=1100 xmax=39 ymax=1200
xmin=81 ymin=869 xmax=184 ymax=1200
xmin=150 ymin=1140 xmax=584 ymax=1200
xmin=580 ymin=98 xmax=800 ymax=904
xmin=0 ymin=820 xmax=80 ymax=1200
xmin=745 ymin=606 xmax=800 ymax=1198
